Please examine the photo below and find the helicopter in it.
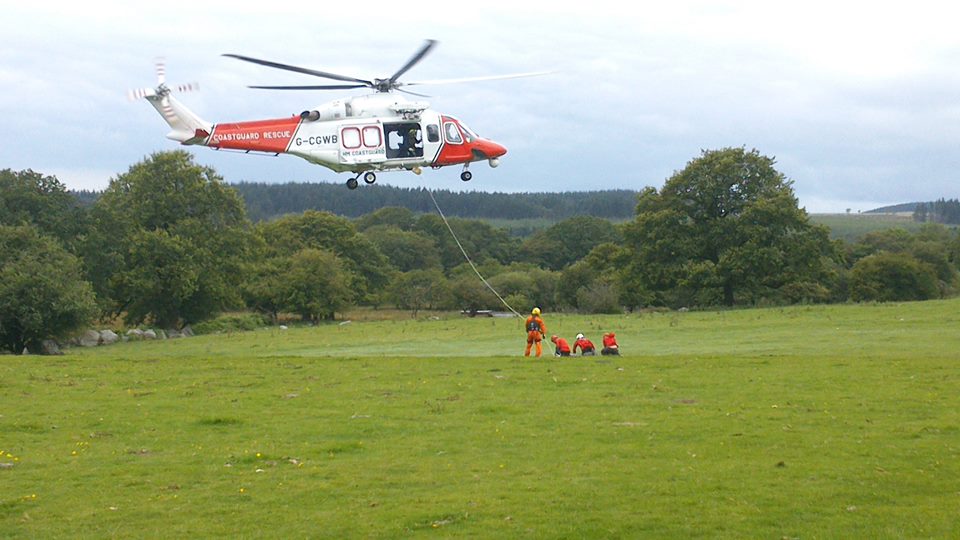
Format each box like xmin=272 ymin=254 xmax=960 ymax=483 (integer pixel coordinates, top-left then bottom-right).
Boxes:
xmin=130 ymin=40 xmax=543 ymax=189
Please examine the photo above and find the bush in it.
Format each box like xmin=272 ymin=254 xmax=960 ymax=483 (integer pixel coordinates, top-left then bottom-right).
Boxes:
xmin=192 ymin=313 xmax=270 ymax=335
xmin=850 ymin=252 xmax=939 ymax=302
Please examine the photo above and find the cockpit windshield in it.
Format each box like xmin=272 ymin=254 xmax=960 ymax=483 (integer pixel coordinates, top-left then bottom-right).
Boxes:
xmin=457 ymin=121 xmax=479 ymax=141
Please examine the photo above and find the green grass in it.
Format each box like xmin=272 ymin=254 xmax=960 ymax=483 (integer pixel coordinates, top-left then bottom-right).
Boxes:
xmin=810 ymin=212 xmax=927 ymax=242
xmin=2 ymin=300 xmax=959 ymax=537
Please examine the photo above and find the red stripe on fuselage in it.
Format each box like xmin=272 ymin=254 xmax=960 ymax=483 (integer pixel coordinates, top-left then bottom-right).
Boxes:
xmin=208 ymin=117 xmax=302 ymax=153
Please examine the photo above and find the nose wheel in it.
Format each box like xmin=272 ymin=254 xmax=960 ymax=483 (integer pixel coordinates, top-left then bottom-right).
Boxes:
xmin=460 ymin=163 xmax=472 ymax=182
xmin=346 ymin=177 xmax=359 ymax=190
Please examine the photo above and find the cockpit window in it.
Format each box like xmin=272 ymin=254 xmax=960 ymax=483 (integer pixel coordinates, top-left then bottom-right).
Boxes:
xmin=444 ymin=122 xmax=463 ymax=144
xmin=458 ymin=122 xmax=478 ymax=142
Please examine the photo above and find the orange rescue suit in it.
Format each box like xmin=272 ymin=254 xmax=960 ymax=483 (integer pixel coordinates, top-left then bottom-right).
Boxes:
xmin=524 ymin=315 xmax=546 ymax=357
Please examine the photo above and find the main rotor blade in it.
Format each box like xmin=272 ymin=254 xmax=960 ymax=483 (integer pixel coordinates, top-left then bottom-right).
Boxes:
xmin=222 ymin=53 xmax=372 ymax=85
xmin=248 ymin=84 xmax=370 ymax=90
xmin=389 ymin=39 xmax=437 ymax=83
xmin=402 ymin=71 xmax=556 ymax=87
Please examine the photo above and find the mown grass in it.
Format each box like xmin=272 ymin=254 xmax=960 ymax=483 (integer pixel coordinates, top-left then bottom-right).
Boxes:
xmin=2 ymin=300 xmax=959 ymax=537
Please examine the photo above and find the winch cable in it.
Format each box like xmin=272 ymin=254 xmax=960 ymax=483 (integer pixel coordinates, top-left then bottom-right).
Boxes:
xmin=426 ymin=188 xmax=522 ymax=318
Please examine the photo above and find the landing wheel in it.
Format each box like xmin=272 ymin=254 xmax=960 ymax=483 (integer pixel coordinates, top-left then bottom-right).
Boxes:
xmin=346 ymin=177 xmax=359 ymax=190
xmin=363 ymin=172 xmax=377 ymax=184
xmin=460 ymin=171 xmax=473 ymax=182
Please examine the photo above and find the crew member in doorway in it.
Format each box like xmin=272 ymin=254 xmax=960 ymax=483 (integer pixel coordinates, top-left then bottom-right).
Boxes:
xmin=524 ymin=307 xmax=546 ymax=357
xmin=551 ymin=335 xmax=572 ymax=357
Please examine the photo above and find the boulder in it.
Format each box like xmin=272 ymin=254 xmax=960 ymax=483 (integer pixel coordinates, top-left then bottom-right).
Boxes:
xmin=142 ymin=329 xmax=157 ymax=340
xmin=181 ymin=325 xmax=194 ymax=337
xmin=79 ymin=330 xmax=101 ymax=347
xmin=126 ymin=329 xmax=144 ymax=338
xmin=41 ymin=340 xmax=63 ymax=355
xmin=100 ymin=330 xmax=119 ymax=345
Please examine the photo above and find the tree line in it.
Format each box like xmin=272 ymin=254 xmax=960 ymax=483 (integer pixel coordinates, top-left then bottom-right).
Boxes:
xmin=3 ymin=148 xmax=959 ymax=353
xmin=223 ymin=182 xmax=639 ymax=222
xmin=913 ymin=198 xmax=960 ymax=225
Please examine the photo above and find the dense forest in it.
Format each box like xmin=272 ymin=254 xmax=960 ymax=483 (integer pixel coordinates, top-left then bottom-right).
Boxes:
xmin=913 ymin=198 xmax=960 ymax=224
xmin=230 ymin=182 xmax=640 ymax=222
xmin=5 ymin=149 xmax=960 ymax=354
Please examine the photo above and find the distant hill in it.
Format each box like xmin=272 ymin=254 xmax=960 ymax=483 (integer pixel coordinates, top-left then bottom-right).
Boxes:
xmin=228 ymin=182 xmax=640 ymax=222
xmin=865 ymin=202 xmax=920 ymax=214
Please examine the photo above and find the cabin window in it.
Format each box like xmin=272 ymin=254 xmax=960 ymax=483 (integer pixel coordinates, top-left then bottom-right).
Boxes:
xmin=362 ymin=126 xmax=382 ymax=148
xmin=426 ymin=124 xmax=440 ymax=143
xmin=341 ymin=127 xmax=361 ymax=149
xmin=444 ymin=122 xmax=463 ymax=144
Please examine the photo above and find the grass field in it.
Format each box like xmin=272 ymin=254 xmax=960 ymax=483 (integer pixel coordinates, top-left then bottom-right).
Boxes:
xmin=2 ymin=300 xmax=959 ymax=537
xmin=809 ymin=212 xmax=926 ymax=242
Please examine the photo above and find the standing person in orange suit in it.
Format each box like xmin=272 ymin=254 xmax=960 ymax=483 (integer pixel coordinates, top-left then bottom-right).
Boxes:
xmin=524 ymin=307 xmax=546 ymax=357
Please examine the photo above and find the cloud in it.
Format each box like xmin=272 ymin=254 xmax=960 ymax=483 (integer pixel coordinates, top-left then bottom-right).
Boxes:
xmin=3 ymin=1 xmax=960 ymax=213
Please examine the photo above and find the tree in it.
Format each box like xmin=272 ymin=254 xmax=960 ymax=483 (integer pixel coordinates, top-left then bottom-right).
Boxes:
xmin=622 ymin=148 xmax=838 ymax=308
xmin=849 ymin=252 xmax=939 ymax=302
xmin=0 ymin=168 xmax=86 ymax=250
xmin=283 ymin=249 xmax=353 ymax=322
xmin=413 ymin=214 xmax=518 ymax=270
xmin=355 ymin=206 xmax=417 ymax=231
xmin=519 ymin=216 xmax=623 ymax=270
xmin=388 ymin=269 xmax=453 ymax=317
xmin=86 ymin=151 xmax=253 ymax=327
xmin=0 ymin=225 xmax=96 ymax=353
xmin=362 ymin=225 xmax=441 ymax=272
xmin=258 ymin=210 xmax=390 ymax=304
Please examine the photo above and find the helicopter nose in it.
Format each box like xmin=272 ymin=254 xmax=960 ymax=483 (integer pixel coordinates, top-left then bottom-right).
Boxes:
xmin=474 ymin=139 xmax=507 ymax=160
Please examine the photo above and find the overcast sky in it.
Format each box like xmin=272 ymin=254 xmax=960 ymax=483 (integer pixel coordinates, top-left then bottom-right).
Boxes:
xmin=3 ymin=1 xmax=959 ymax=213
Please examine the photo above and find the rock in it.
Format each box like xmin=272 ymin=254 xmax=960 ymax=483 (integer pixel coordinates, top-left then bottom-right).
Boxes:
xmin=79 ymin=330 xmax=101 ymax=347
xmin=41 ymin=340 xmax=63 ymax=355
xmin=279 ymin=325 xmax=288 ymax=331
xmin=142 ymin=329 xmax=157 ymax=340
xmin=167 ymin=329 xmax=182 ymax=339
xmin=100 ymin=330 xmax=119 ymax=345
xmin=181 ymin=325 xmax=194 ymax=337
xmin=156 ymin=329 xmax=167 ymax=340
xmin=126 ymin=329 xmax=144 ymax=338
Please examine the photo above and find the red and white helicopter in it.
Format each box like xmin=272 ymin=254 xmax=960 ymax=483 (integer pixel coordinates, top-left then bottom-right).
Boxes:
xmin=131 ymin=40 xmax=541 ymax=189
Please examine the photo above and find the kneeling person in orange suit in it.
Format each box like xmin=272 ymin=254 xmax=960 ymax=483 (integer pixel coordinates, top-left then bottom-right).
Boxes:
xmin=573 ymin=333 xmax=596 ymax=356
xmin=601 ymin=332 xmax=620 ymax=355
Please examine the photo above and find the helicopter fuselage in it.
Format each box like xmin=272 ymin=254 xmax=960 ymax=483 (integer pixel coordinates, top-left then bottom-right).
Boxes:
xmin=194 ymin=94 xmax=507 ymax=177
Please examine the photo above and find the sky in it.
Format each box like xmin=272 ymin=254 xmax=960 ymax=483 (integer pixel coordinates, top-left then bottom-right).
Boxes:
xmin=2 ymin=1 xmax=959 ymax=213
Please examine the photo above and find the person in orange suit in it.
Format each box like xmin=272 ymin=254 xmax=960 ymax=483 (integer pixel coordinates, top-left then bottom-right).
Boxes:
xmin=573 ymin=333 xmax=596 ymax=356
xmin=524 ymin=307 xmax=546 ymax=357
xmin=551 ymin=335 xmax=571 ymax=357
xmin=601 ymin=332 xmax=620 ymax=355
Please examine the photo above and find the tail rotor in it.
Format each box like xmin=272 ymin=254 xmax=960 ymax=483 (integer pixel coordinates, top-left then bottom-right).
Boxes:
xmin=129 ymin=57 xmax=210 ymax=143
xmin=127 ymin=57 xmax=199 ymax=101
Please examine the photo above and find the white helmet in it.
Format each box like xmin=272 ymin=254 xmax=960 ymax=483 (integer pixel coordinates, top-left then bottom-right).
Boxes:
xmin=576 ymin=333 xmax=584 ymax=340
